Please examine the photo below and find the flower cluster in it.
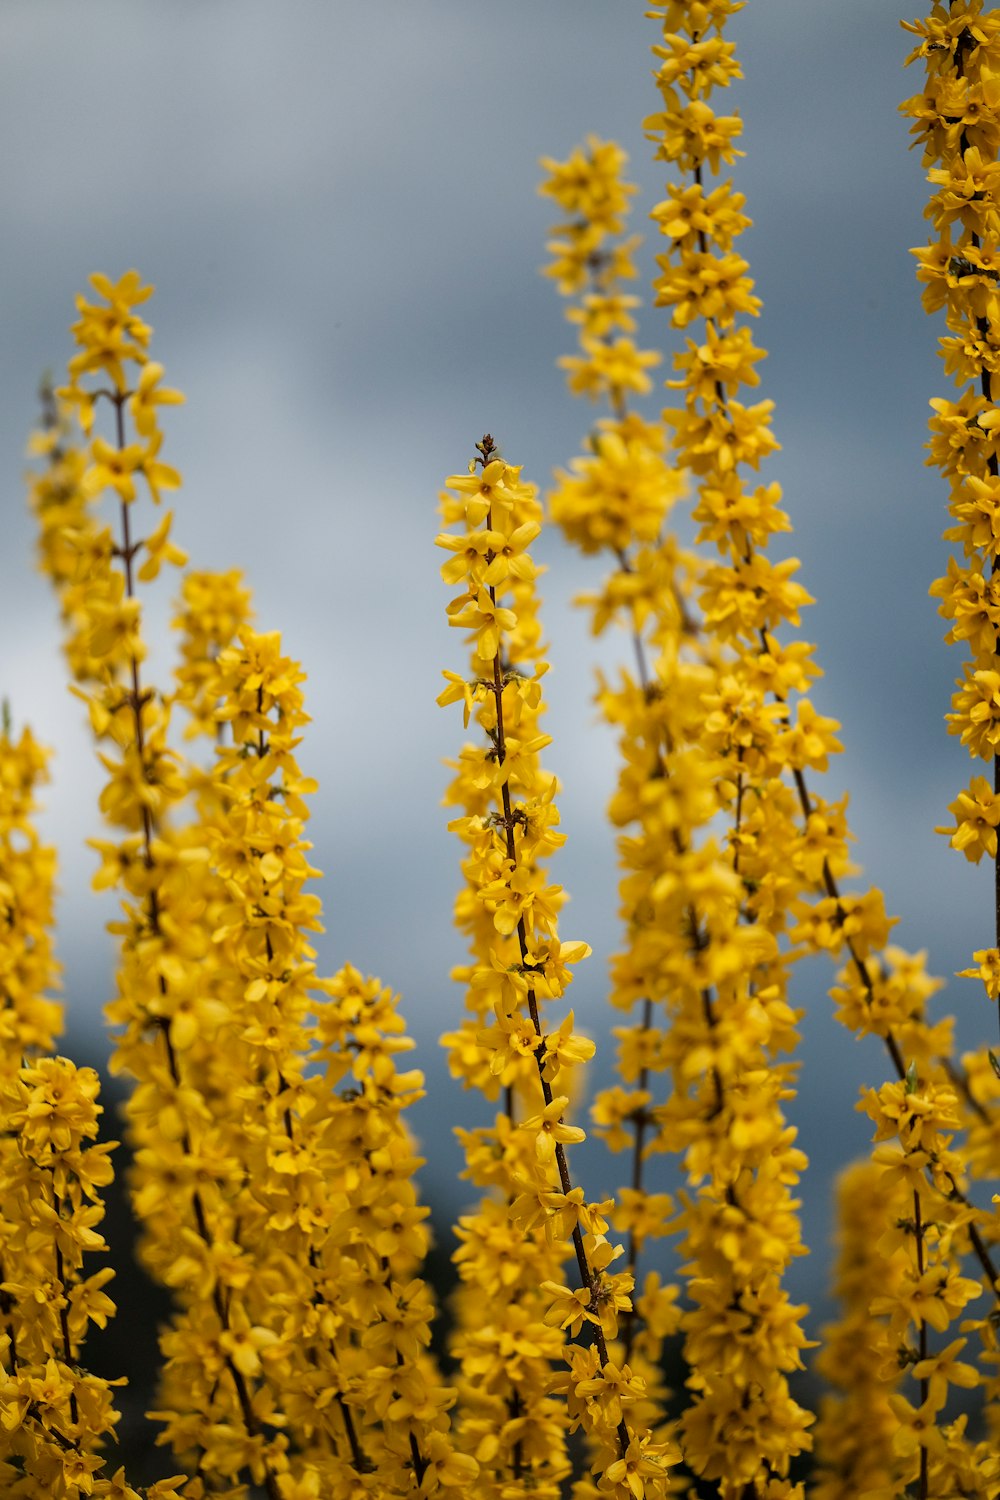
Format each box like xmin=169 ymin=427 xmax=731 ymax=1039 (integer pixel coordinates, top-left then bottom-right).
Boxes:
xmin=542 ymin=27 xmax=823 ymax=1481
xmin=0 ymin=1056 xmax=121 ymax=1498
xmin=0 ymin=721 xmax=61 ymax=1070
xmin=31 ymin=273 xmax=301 ymax=1496
xmin=904 ymin=5 xmax=1000 ymax=1022
xmin=811 ymin=1161 xmax=910 ymax=1499
xmin=438 ymin=439 xmax=680 ymax=1497
xmin=541 ymin=138 xmax=692 ymax=1462
xmin=157 ymin=624 xmax=469 ymax=1496
xmin=6 ymin=5 xmax=1000 ymax=1493
xmin=859 ymin=1071 xmax=993 ymax=1493
xmin=25 ymin=276 xmax=468 ymax=1497
xmin=26 ymin=387 xmax=106 ymax=684
xmin=172 ymin=569 xmax=254 ymax=743
xmin=637 ymin=4 xmax=1000 ymax=1483
xmin=899 ymin=6 xmax=1000 ymax=1468
xmin=0 ymin=721 xmax=135 ymax=1497
xmin=539 ymin=135 xmax=659 ymax=414
xmin=538 ymin=5 xmax=1000 ymax=1489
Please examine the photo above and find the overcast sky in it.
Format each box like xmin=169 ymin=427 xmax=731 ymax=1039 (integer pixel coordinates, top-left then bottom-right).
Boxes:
xmin=0 ymin=1 xmax=980 ymax=1317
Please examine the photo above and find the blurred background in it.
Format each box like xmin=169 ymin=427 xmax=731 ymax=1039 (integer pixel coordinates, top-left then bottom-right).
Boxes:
xmin=0 ymin=0 xmax=984 ymax=1471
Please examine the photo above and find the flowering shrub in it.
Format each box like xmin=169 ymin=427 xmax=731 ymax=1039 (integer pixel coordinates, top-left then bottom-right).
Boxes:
xmin=2 ymin=3 xmax=999 ymax=1497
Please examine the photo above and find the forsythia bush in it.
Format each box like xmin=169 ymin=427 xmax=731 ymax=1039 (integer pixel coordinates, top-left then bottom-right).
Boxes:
xmin=3 ymin=3 xmax=1000 ymax=1497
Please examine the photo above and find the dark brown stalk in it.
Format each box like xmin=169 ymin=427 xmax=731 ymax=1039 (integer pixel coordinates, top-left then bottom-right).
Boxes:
xmin=621 ymin=994 xmax=653 ymax=1367
xmin=53 ymin=1219 xmax=80 ymax=1427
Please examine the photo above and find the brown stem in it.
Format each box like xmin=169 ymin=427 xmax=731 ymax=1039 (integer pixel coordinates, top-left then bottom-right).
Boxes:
xmin=621 ymin=995 xmax=653 ymax=1367
xmin=733 ymin=746 xmax=745 ymax=877
xmin=53 ymin=1230 xmax=79 ymax=1427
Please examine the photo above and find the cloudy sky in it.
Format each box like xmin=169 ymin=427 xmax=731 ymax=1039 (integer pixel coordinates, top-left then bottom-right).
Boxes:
xmin=0 ymin=0 xmax=979 ymax=1317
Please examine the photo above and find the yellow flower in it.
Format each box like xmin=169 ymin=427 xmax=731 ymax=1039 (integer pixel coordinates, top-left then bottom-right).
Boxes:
xmin=911 ymin=1336 xmax=980 ymax=1411
xmin=129 ymin=360 xmax=184 ymax=438
xmin=519 ymin=1096 xmax=586 ymax=1163
xmin=137 ymin=510 xmax=187 ymax=582
xmin=218 ymin=1302 xmax=280 ymax=1377
xmin=7 ymin=1055 xmax=102 ymax=1161
xmin=603 ymin=1433 xmax=682 ymax=1498
xmin=84 ymin=435 xmax=146 ymax=503
xmin=541 ymin=1278 xmax=593 ymax=1338
xmin=139 ymin=431 xmax=182 ymax=504
xmin=957 ymin=944 xmax=1000 ymax=998
xmin=541 ymin=1011 xmax=596 ymax=1082
xmin=445 ymin=586 xmax=518 ymax=660
xmin=885 ymin=1394 xmax=949 ymax=1459
xmin=538 ymin=136 xmax=636 ymax=233
xmin=937 ymin=774 xmax=1000 ymax=861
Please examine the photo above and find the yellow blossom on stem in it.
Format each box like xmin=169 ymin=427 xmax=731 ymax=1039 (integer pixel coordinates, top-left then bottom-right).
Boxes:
xmin=438 ymin=436 xmax=676 ymax=1495
xmin=937 ymin=774 xmax=1000 ymax=860
xmin=958 ymin=944 xmax=1000 ymax=999
xmin=543 ymin=47 xmax=821 ymax=1478
xmin=907 ymin=0 xmax=1000 ymax=1081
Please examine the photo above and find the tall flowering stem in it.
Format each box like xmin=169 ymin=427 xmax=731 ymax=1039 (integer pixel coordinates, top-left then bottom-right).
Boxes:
xmin=811 ymin=1162 xmax=910 ymax=1498
xmin=304 ymin=965 xmax=475 ymax=1497
xmin=636 ymin=4 xmax=1000 ymax=1484
xmin=45 ymin=273 xmax=301 ymax=1498
xmin=145 ymin=624 xmax=329 ymax=1487
xmin=194 ymin=628 xmax=470 ymax=1497
xmin=863 ymin=1071 xmax=991 ymax=1493
xmin=31 ymin=276 xmax=467 ymax=1496
xmin=171 ymin=568 xmax=254 ymax=744
xmin=0 ymin=1056 xmax=121 ymax=1498
xmin=900 ymin=5 xmax=1000 ymax=1469
xmin=904 ymin=8 xmax=1000 ymax=1050
xmin=0 ymin=723 xmax=134 ymax=1497
xmin=437 ymin=441 xmax=680 ymax=1498
xmin=0 ymin=722 xmax=61 ymax=1069
xmin=546 ymin=59 xmax=821 ymax=1492
xmin=26 ymin=384 xmax=108 ymax=685
xmin=539 ymin=136 xmax=689 ymax=1427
